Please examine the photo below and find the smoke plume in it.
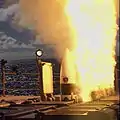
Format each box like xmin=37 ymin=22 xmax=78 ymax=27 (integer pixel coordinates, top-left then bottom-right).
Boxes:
xmin=19 ymin=0 xmax=75 ymax=59
xmin=19 ymin=0 xmax=119 ymax=59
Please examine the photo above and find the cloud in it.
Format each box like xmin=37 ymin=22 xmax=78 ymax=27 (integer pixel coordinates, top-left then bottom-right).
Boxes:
xmin=0 ymin=4 xmax=19 ymax=21
xmin=0 ymin=31 xmax=35 ymax=49
xmin=0 ymin=2 xmax=57 ymax=60
xmin=11 ymin=43 xmax=35 ymax=49
xmin=0 ymin=47 xmax=56 ymax=60
xmin=0 ymin=51 xmax=35 ymax=60
xmin=0 ymin=31 xmax=56 ymax=60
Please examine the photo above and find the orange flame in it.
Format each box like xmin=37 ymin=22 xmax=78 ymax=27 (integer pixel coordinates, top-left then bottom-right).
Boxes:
xmin=64 ymin=0 xmax=118 ymax=101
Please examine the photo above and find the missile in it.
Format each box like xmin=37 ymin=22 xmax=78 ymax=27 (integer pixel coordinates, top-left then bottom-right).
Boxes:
xmin=60 ymin=48 xmax=77 ymax=84
xmin=60 ymin=48 xmax=80 ymax=101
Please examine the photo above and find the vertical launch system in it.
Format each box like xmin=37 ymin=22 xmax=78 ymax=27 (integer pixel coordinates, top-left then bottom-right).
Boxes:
xmin=60 ymin=48 xmax=80 ymax=102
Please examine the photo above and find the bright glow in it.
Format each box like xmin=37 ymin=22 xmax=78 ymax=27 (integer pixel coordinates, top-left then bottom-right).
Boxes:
xmin=36 ymin=50 xmax=43 ymax=57
xmin=64 ymin=0 xmax=117 ymax=101
xmin=42 ymin=62 xmax=53 ymax=94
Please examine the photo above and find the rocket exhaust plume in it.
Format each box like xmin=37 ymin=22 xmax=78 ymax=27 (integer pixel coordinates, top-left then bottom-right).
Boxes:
xmin=64 ymin=0 xmax=118 ymax=101
xmin=19 ymin=0 xmax=118 ymax=101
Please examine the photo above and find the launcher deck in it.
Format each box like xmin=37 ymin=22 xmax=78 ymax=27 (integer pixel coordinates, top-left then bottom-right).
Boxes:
xmin=0 ymin=95 xmax=119 ymax=120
